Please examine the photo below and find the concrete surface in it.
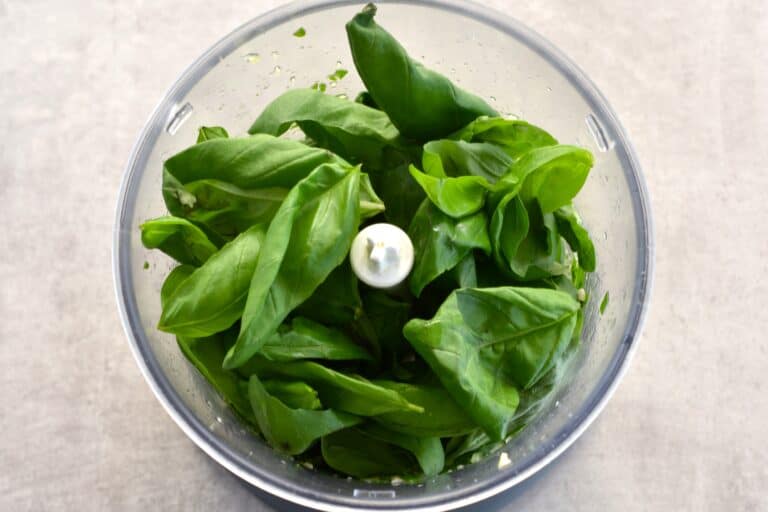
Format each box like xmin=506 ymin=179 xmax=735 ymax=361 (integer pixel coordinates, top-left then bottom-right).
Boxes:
xmin=1 ymin=0 xmax=767 ymax=510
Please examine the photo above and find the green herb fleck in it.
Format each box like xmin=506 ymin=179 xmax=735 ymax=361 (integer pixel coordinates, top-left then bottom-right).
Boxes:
xmin=327 ymin=69 xmax=348 ymax=82
xmin=143 ymin=261 xmax=150 ymax=269
xmin=293 ymin=27 xmax=307 ymax=38
xmin=600 ymin=291 xmax=610 ymax=314
xmin=310 ymin=81 xmax=327 ymax=92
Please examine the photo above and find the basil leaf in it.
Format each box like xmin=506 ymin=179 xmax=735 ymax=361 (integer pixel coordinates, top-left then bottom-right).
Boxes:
xmin=163 ymin=134 xmax=343 ymax=232
xmin=321 ymin=428 xmax=416 ymax=478
xmin=294 ymin=262 xmax=363 ymax=327
xmin=422 ymin=139 xmax=513 ymax=183
xmin=358 ymin=290 xmax=411 ymax=366
xmin=369 ymin=163 xmax=425 ymax=230
xmin=262 ymin=380 xmax=322 ymax=410
xmin=165 ymin=172 xmax=381 ymax=240
xmin=176 ymin=330 xmax=255 ymax=425
xmin=158 ymin=224 xmax=266 ymax=337
xmin=403 ymin=287 xmax=579 ymax=439
xmin=357 ymin=423 xmax=444 ymax=476
xmin=160 ymin=265 xmax=194 ymax=308
xmin=172 ymin=180 xmax=288 ymax=239
xmin=509 ymin=201 xmax=571 ymax=280
xmin=239 ymin=359 xmax=423 ymax=416
xmin=359 ymin=173 xmax=386 ymax=219
xmin=248 ymin=88 xmax=404 ymax=166
xmin=511 ymin=145 xmax=593 ymax=214
xmin=225 ymin=163 xmax=361 ymax=369
xmin=554 ymin=204 xmax=596 ymax=272
xmin=259 ymin=317 xmax=372 ymax=362
xmin=140 ymin=216 xmax=219 ymax=266
xmin=452 ymin=117 xmax=557 ymax=160
xmin=248 ymin=375 xmax=360 ymax=455
xmin=490 ymin=192 xmax=529 ymax=272
xmin=372 ymin=380 xmax=476 ymax=437
xmin=409 ymin=164 xmax=491 ymax=218
xmin=354 ymin=90 xmax=378 ymax=109
xmin=196 ymin=125 xmax=229 ymax=143
xmin=346 ymin=4 xmax=497 ymax=141
xmin=408 ymin=200 xmax=491 ymax=297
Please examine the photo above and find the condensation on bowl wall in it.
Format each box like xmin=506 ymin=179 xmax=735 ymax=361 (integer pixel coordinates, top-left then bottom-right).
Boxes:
xmin=112 ymin=0 xmax=654 ymax=510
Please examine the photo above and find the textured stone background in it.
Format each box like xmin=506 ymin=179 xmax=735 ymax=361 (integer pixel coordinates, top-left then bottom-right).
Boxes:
xmin=1 ymin=0 xmax=766 ymax=510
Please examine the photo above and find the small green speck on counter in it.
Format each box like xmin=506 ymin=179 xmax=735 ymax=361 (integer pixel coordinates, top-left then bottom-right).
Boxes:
xmin=293 ymin=27 xmax=306 ymax=38
xmin=143 ymin=261 xmax=149 ymax=269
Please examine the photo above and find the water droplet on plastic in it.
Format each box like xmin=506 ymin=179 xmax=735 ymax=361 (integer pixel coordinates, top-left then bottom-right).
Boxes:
xmin=289 ymin=75 xmax=296 ymax=86
xmin=329 ymin=81 xmax=336 ymax=88
xmin=271 ymin=65 xmax=281 ymax=76
xmin=546 ymin=86 xmax=552 ymax=92
xmin=603 ymin=232 xmax=608 ymax=240
xmin=271 ymin=50 xmax=279 ymax=59
xmin=336 ymin=60 xmax=342 ymax=67
xmin=335 ymin=93 xmax=348 ymax=99
xmin=490 ymin=95 xmax=496 ymax=102
xmin=244 ymin=53 xmax=260 ymax=63
xmin=216 ymin=416 xmax=222 ymax=423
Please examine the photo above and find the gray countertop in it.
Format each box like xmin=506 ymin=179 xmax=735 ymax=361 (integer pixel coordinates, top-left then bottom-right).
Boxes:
xmin=1 ymin=0 xmax=766 ymax=510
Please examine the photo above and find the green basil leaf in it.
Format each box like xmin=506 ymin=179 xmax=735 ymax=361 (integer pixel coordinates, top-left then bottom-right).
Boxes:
xmin=162 ymin=134 xmax=343 ymax=231
xmin=248 ymin=375 xmax=360 ymax=455
xmin=511 ymin=145 xmax=593 ymax=214
xmin=248 ymin=88 xmax=404 ymax=166
xmin=444 ymin=429 xmax=493 ymax=467
xmin=357 ymin=290 xmax=412 ymax=364
xmin=165 ymin=172 xmax=381 ymax=240
xmin=408 ymin=200 xmax=491 ymax=297
xmin=508 ymin=201 xmax=571 ymax=280
xmin=452 ymin=117 xmax=557 ymax=160
xmin=554 ymin=204 xmax=596 ymax=272
xmin=158 ymin=224 xmax=266 ymax=337
xmin=196 ymin=125 xmax=229 ymax=143
xmin=176 ymin=330 xmax=255 ymax=425
xmin=371 ymin=380 xmax=476 ymax=437
xmin=422 ymin=139 xmax=513 ymax=183
xmin=239 ymin=359 xmax=423 ymax=416
xmin=262 ymin=380 xmax=322 ymax=410
xmin=294 ymin=262 xmax=363 ymax=327
xmin=259 ymin=317 xmax=372 ymax=362
xmin=490 ymin=192 xmax=529 ymax=272
xmin=160 ymin=265 xmax=194 ymax=308
xmin=140 ymin=216 xmax=219 ymax=266
xmin=359 ymin=173 xmax=386 ymax=219
xmin=357 ymin=423 xmax=444 ymax=476
xmin=369 ymin=163 xmax=425 ymax=230
xmin=321 ymin=428 xmax=416 ymax=478
xmin=346 ymin=4 xmax=496 ymax=141
xmin=403 ymin=287 xmax=579 ymax=439
xmin=354 ymin=90 xmax=378 ymax=109
xmin=408 ymin=164 xmax=491 ymax=218
xmin=225 ymin=163 xmax=361 ymax=369
xmin=172 ymin=180 xmax=287 ymax=239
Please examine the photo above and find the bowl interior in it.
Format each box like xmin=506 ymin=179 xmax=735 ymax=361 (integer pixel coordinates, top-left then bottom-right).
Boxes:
xmin=114 ymin=1 xmax=652 ymax=510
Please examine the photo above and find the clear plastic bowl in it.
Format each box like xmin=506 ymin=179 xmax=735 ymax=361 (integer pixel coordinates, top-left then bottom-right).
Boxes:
xmin=113 ymin=1 xmax=654 ymax=510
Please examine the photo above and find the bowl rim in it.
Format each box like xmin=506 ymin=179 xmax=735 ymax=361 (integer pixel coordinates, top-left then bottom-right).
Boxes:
xmin=113 ymin=0 xmax=655 ymax=510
